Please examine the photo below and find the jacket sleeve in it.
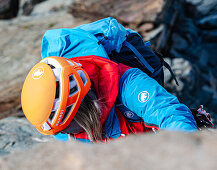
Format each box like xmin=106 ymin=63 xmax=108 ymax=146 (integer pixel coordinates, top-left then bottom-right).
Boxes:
xmin=118 ymin=68 xmax=197 ymax=132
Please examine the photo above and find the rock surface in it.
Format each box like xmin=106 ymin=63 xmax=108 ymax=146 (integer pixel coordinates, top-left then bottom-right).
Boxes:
xmin=0 ymin=0 xmax=89 ymax=120
xmin=31 ymin=0 xmax=74 ymax=16
xmin=1 ymin=131 xmax=217 ymax=170
xmin=69 ymin=0 xmax=164 ymax=37
xmin=0 ymin=117 xmax=52 ymax=156
xmin=0 ymin=0 xmax=19 ymax=19
xmin=155 ymin=0 xmax=217 ymax=116
xmin=18 ymin=0 xmax=45 ymax=16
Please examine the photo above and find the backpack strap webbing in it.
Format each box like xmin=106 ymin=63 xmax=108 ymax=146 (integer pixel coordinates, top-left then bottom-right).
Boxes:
xmin=154 ymin=51 xmax=179 ymax=86
xmin=123 ymin=41 xmax=155 ymax=73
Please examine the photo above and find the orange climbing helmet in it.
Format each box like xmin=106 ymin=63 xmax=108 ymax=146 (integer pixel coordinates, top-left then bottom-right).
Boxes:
xmin=21 ymin=56 xmax=91 ymax=135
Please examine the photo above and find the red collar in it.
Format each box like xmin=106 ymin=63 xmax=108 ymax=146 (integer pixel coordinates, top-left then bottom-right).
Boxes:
xmin=69 ymin=56 xmax=131 ymax=141
xmin=71 ymin=55 xmax=120 ymax=125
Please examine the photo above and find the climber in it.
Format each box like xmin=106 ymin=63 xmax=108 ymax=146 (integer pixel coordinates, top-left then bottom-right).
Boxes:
xmin=21 ymin=56 xmax=199 ymax=143
xmin=21 ymin=17 xmax=214 ymax=143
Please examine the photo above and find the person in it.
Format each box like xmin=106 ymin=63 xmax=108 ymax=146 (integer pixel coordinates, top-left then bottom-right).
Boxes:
xmin=21 ymin=54 xmax=199 ymax=143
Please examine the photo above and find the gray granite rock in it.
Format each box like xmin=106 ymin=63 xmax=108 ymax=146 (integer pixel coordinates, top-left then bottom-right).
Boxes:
xmin=1 ymin=131 xmax=217 ymax=170
xmin=194 ymin=0 xmax=217 ymax=16
xmin=68 ymin=0 xmax=164 ymax=37
xmin=18 ymin=0 xmax=46 ymax=16
xmin=197 ymin=15 xmax=217 ymax=29
xmin=31 ymin=0 xmax=74 ymax=17
xmin=156 ymin=0 xmax=217 ymax=115
xmin=0 ymin=117 xmax=52 ymax=156
xmin=0 ymin=0 xmax=19 ymax=19
xmin=0 ymin=2 xmax=88 ymax=119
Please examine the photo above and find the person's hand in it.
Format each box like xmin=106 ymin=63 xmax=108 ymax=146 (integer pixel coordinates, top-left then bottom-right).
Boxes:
xmin=191 ymin=105 xmax=214 ymax=130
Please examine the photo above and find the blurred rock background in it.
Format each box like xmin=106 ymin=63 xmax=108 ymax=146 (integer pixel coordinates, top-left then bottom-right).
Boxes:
xmin=0 ymin=0 xmax=217 ymax=168
xmin=1 ymin=131 xmax=217 ymax=170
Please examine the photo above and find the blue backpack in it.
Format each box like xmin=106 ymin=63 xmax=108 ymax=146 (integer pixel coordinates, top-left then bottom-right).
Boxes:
xmin=41 ymin=17 xmax=178 ymax=86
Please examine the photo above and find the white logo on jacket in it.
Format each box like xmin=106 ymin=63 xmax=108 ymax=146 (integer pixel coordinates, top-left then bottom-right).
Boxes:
xmin=32 ymin=67 xmax=44 ymax=79
xmin=138 ymin=91 xmax=150 ymax=103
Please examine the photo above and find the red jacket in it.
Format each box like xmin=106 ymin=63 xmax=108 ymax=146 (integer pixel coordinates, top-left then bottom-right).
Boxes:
xmin=69 ymin=56 xmax=157 ymax=142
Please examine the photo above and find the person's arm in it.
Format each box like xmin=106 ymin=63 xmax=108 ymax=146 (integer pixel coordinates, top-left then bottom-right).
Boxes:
xmin=118 ymin=68 xmax=197 ymax=132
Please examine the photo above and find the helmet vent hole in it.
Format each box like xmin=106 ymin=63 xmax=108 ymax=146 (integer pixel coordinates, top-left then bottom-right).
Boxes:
xmin=77 ymin=70 xmax=87 ymax=85
xmin=69 ymin=86 xmax=78 ymax=95
xmin=61 ymin=104 xmax=74 ymax=124
xmin=69 ymin=75 xmax=74 ymax=81
xmin=55 ymin=81 xmax=60 ymax=99
xmin=48 ymin=64 xmax=55 ymax=69
xmin=49 ymin=111 xmax=56 ymax=122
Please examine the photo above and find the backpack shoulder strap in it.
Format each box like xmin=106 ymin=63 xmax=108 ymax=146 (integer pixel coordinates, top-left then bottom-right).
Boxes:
xmin=123 ymin=41 xmax=155 ymax=73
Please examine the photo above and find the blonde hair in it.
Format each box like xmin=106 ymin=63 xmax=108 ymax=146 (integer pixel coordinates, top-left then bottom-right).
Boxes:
xmin=73 ymin=90 xmax=103 ymax=142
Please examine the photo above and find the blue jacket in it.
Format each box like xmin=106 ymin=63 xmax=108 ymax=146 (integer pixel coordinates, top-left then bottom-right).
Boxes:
xmin=54 ymin=63 xmax=197 ymax=142
xmin=41 ymin=23 xmax=197 ymax=141
xmin=119 ymin=68 xmax=197 ymax=131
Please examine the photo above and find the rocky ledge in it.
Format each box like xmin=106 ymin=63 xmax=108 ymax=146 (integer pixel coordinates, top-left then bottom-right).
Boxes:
xmin=0 ymin=131 xmax=217 ymax=170
xmin=0 ymin=117 xmax=52 ymax=156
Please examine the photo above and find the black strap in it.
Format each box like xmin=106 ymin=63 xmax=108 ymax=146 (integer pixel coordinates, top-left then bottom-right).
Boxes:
xmin=151 ymin=65 xmax=163 ymax=78
xmin=154 ymin=51 xmax=179 ymax=86
xmin=123 ymin=41 xmax=155 ymax=73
